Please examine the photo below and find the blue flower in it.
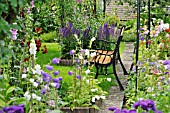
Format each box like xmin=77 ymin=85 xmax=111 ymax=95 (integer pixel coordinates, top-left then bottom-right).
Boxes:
xmin=76 ymin=75 xmax=81 ymax=80
xmin=41 ymin=88 xmax=46 ymax=94
xmin=46 ymin=65 xmax=53 ymax=71
xmin=163 ymin=60 xmax=170 ymax=65
xmin=54 ymin=78 xmax=59 ymax=83
xmin=54 ymin=70 xmax=60 ymax=76
xmin=70 ymin=50 xmax=75 ymax=55
xmin=55 ymin=83 xmax=60 ymax=89
xmin=68 ymin=71 xmax=74 ymax=75
xmin=108 ymin=106 xmax=116 ymax=111
xmin=52 ymin=58 xmax=60 ymax=64
xmin=3 ymin=104 xmax=25 ymax=113
xmin=128 ymin=109 xmax=136 ymax=113
xmin=59 ymin=77 xmax=63 ymax=81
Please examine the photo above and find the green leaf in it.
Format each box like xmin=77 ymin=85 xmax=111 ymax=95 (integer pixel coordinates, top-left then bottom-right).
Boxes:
xmin=10 ymin=0 xmax=17 ymax=7
xmin=0 ymin=94 xmax=5 ymax=101
xmin=18 ymin=0 xmax=24 ymax=7
xmin=8 ymin=97 xmax=26 ymax=105
xmin=6 ymin=86 xmax=15 ymax=96
xmin=10 ymin=24 xmax=21 ymax=30
xmin=0 ymin=99 xmax=6 ymax=107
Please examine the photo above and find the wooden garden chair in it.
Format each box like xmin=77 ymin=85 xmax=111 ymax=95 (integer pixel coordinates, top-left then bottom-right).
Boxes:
xmin=90 ymin=26 xmax=128 ymax=91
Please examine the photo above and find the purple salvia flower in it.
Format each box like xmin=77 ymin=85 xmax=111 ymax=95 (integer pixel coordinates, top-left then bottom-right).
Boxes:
xmin=54 ymin=70 xmax=60 ymax=76
xmin=109 ymin=24 xmax=115 ymax=37
xmin=98 ymin=25 xmax=103 ymax=39
xmin=55 ymin=83 xmax=60 ymax=89
xmin=68 ymin=71 xmax=73 ymax=75
xmin=70 ymin=50 xmax=75 ymax=55
xmin=76 ymin=75 xmax=81 ymax=80
xmin=103 ymin=23 xmax=109 ymax=39
xmin=46 ymin=65 xmax=53 ymax=71
xmin=52 ymin=58 xmax=60 ymax=64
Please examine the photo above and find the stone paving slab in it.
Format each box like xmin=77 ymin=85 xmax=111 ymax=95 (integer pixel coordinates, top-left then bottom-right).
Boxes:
xmin=98 ymin=42 xmax=134 ymax=113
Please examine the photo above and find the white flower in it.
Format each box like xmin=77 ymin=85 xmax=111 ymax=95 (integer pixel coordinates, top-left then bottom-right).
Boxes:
xmin=22 ymin=74 xmax=27 ymax=78
xmin=29 ymin=39 xmax=37 ymax=55
xmin=32 ymin=93 xmax=37 ymax=99
xmin=107 ymin=78 xmax=112 ymax=82
xmin=51 ymin=83 xmax=56 ymax=87
xmin=79 ymin=55 xmax=83 ymax=60
xmin=100 ymin=96 xmax=106 ymax=100
xmin=85 ymin=49 xmax=90 ymax=57
xmin=35 ymin=64 xmax=41 ymax=70
xmin=92 ymin=97 xmax=96 ymax=102
xmin=90 ymin=52 xmax=96 ymax=57
xmin=37 ymin=77 xmax=43 ymax=83
xmin=33 ymin=82 xmax=38 ymax=87
xmin=36 ymin=96 xmax=41 ymax=101
xmin=24 ymin=91 xmax=31 ymax=101
xmin=86 ymin=80 xmax=89 ymax=84
xmin=95 ymin=95 xmax=100 ymax=100
xmin=91 ymin=88 xmax=97 ymax=92
xmin=85 ymin=69 xmax=90 ymax=75
xmin=35 ymin=69 xmax=41 ymax=75
xmin=30 ymin=78 xmax=34 ymax=83
xmin=147 ymin=87 xmax=154 ymax=92
xmin=91 ymin=37 xmax=96 ymax=42
xmin=163 ymin=23 xmax=169 ymax=30
xmin=32 ymin=69 xmax=36 ymax=74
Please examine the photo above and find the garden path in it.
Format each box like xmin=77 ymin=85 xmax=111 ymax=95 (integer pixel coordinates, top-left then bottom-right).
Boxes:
xmin=99 ymin=42 xmax=134 ymax=113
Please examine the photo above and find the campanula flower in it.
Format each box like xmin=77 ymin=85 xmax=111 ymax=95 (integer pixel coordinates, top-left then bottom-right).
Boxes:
xmin=54 ymin=70 xmax=60 ymax=76
xmin=68 ymin=71 xmax=73 ymax=75
xmin=52 ymin=58 xmax=60 ymax=64
xmin=46 ymin=65 xmax=53 ymax=71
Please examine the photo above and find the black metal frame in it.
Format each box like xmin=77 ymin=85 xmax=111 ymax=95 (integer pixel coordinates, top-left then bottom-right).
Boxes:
xmin=90 ymin=27 xmax=128 ymax=91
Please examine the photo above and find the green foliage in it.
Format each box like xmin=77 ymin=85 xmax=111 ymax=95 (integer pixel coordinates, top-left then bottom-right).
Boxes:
xmin=39 ymin=31 xmax=57 ymax=42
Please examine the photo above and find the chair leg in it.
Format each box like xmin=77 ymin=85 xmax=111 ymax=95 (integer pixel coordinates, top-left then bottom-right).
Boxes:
xmin=118 ymin=50 xmax=128 ymax=75
xmin=95 ymin=65 xmax=99 ymax=79
xmin=112 ymin=60 xmax=124 ymax=91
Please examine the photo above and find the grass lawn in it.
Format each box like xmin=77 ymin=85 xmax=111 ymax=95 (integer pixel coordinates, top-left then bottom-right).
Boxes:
xmin=36 ymin=42 xmax=126 ymax=92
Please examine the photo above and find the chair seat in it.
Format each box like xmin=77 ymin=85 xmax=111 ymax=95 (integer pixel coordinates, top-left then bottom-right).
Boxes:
xmin=96 ymin=50 xmax=113 ymax=55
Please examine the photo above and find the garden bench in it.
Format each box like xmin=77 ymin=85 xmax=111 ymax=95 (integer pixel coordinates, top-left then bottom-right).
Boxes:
xmin=90 ymin=26 xmax=128 ymax=91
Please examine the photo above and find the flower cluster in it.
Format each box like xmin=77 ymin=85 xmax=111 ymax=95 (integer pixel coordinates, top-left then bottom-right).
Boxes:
xmin=108 ymin=99 xmax=162 ymax=113
xmin=1 ymin=104 xmax=25 ymax=113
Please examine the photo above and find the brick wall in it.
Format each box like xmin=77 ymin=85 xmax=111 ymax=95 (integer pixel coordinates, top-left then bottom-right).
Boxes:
xmin=106 ymin=1 xmax=136 ymax=21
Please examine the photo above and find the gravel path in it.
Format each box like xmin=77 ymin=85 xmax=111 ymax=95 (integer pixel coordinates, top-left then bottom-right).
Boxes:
xmin=98 ymin=42 xmax=134 ymax=113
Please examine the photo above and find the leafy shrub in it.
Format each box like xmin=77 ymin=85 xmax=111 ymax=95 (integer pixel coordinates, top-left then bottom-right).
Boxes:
xmin=39 ymin=31 xmax=57 ymax=42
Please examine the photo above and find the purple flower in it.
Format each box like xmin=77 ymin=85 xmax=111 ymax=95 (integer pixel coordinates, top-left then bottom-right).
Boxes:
xmin=155 ymin=110 xmax=163 ymax=113
xmin=30 ymin=0 xmax=35 ymax=8
xmin=59 ymin=77 xmax=63 ymax=81
xmin=70 ymin=50 xmax=75 ymax=55
xmin=53 ymin=78 xmax=59 ymax=83
xmin=48 ymin=100 xmax=55 ymax=107
xmin=41 ymin=88 xmax=46 ymax=94
xmin=54 ymin=70 xmax=60 ymax=76
xmin=109 ymin=24 xmax=115 ymax=37
xmin=140 ymin=37 xmax=144 ymax=41
xmin=108 ymin=106 xmax=116 ymax=111
xmin=84 ymin=59 xmax=88 ymax=65
xmin=77 ymin=0 xmax=81 ymax=2
xmin=27 ymin=8 xmax=31 ymax=13
xmin=114 ymin=109 xmax=121 ymax=113
xmin=128 ymin=109 xmax=136 ymax=113
xmin=10 ymin=29 xmax=18 ymax=40
xmin=163 ymin=60 xmax=170 ymax=65
xmin=140 ymin=100 xmax=148 ymax=110
xmin=42 ymin=72 xmax=52 ymax=83
xmin=146 ymin=99 xmax=156 ymax=111
xmin=121 ymin=109 xmax=128 ymax=113
xmin=98 ymin=25 xmax=103 ymax=39
xmin=3 ymin=104 xmax=25 ymax=113
xmin=52 ymin=58 xmax=60 ymax=64
xmin=0 ymin=110 xmax=3 ymax=113
xmin=133 ymin=102 xmax=140 ymax=109
xmin=55 ymin=83 xmax=60 ymax=89
xmin=68 ymin=71 xmax=74 ymax=75
xmin=103 ymin=23 xmax=109 ymax=39
xmin=46 ymin=65 xmax=53 ymax=71
xmin=80 ymin=49 xmax=86 ymax=53
xmin=76 ymin=75 xmax=81 ymax=80
xmin=140 ymin=28 xmax=145 ymax=31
